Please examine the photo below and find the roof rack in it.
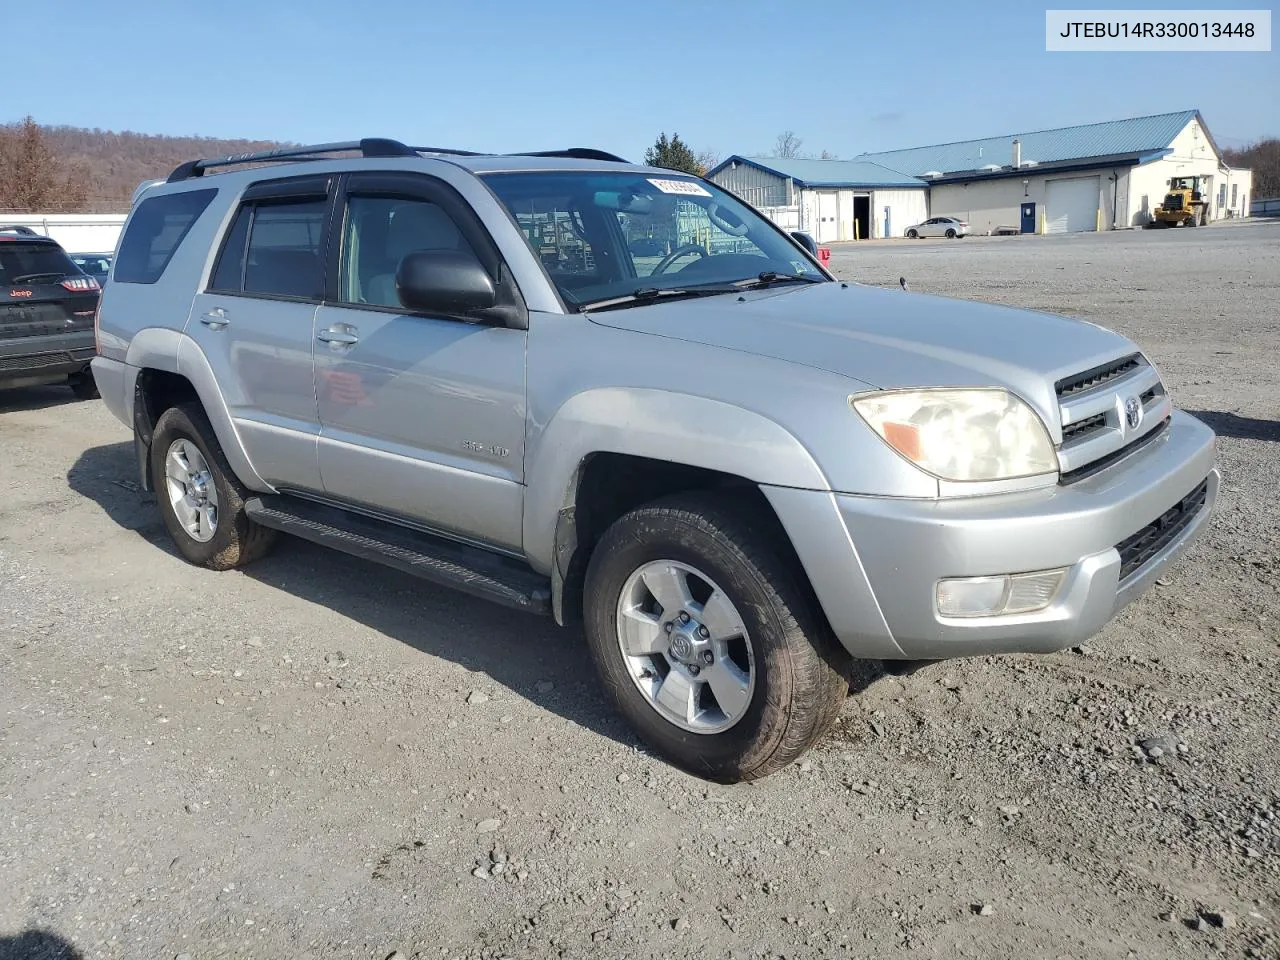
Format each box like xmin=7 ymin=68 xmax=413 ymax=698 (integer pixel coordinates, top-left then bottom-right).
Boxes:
xmin=517 ymin=148 xmax=630 ymax=163
xmin=0 ymin=224 xmax=42 ymax=237
xmin=166 ymin=139 xmax=630 ymax=182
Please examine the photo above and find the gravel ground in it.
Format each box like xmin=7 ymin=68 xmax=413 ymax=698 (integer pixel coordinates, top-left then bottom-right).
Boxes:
xmin=2 ymin=220 xmax=1278 ymax=960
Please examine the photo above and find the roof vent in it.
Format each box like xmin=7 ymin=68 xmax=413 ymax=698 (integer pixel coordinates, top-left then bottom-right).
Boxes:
xmin=980 ymin=164 xmax=1002 ymax=172
xmin=1012 ymin=138 xmax=1022 ymax=168
xmin=921 ymin=170 xmax=943 ymax=178
xmin=1021 ymin=160 xmax=1039 ymax=168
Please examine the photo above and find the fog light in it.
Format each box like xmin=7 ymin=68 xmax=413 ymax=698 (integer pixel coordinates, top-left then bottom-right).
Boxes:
xmin=936 ymin=569 xmax=1066 ymax=618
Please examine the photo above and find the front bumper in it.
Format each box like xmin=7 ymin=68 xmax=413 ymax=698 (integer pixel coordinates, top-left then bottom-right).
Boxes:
xmin=764 ymin=410 xmax=1218 ymax=661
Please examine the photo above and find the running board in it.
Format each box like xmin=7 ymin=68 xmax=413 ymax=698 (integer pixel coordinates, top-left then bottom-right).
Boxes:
xmin=244 ymin=495 xmax=551 ymax=615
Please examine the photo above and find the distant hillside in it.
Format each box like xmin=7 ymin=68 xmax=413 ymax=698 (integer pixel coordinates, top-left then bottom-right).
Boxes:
xmin=1 ymin=122 xmax=289 ymax=212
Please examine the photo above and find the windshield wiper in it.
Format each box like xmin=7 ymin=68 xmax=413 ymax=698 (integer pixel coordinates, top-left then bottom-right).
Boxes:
xmin=579 ymin=285 xmax=740 ymax=312
xmin=733 ymin=271 xmax=824 ymax=290
xmin=10 ymin=272 xmax=65 ymax=283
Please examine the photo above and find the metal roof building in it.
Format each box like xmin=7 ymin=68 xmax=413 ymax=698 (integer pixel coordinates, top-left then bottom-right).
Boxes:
xmin=709 ymin=109 xmax=1252 ymax=239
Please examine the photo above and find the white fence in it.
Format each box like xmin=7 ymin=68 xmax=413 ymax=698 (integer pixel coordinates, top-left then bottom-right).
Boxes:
xmin=1 ymin=213 xmax=128 ymax=253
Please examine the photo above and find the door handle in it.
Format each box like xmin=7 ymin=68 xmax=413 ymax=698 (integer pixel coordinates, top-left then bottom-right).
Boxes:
xmin=317 ymin=328 xmax=359 ymax=345
xmin=199 ymin=308 xmax=229 ymax=328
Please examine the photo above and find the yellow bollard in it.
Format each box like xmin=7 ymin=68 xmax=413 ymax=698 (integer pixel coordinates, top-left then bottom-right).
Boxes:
xmin=1038 ymin=211 xmax=1046 ymax=235
xmin=854 ymin=219 xmax=860 ymax=241
xmin=1096 ymin=208 xmax=1103 ymax=232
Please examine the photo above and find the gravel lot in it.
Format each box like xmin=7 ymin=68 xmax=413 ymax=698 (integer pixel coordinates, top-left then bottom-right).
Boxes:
xmin=2 ymin=220 xmax=1278 ymax=960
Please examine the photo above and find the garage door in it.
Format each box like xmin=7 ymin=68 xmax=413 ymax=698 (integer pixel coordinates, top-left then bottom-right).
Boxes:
xmin=1045 ymin=177 xmax=1100 ymax=233
xmin=816 ymin=191 xmax=839 ymax=243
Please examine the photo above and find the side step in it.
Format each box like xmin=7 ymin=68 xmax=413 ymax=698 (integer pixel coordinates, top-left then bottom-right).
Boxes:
xmin=244 ymin=495 xmax=551 ymax=615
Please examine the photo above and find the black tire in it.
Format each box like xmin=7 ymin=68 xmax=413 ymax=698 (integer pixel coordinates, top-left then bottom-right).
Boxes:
xmin=1186 ymin=217 xmax=1197 ymax=228
xmin=906 ymin=229 xmax=918 ymax=239
xmin=583 ymin=492 xmax=850 ymax=783
xmin=945 ymin=228 xmax=957 ymax=239
xmin=150 ymin=403 xmax=276 ymax=570
xmin=68 ymin=371 xmax=99 ymax=400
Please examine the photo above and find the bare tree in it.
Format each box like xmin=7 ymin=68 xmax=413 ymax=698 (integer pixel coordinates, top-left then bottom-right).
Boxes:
xmin=0 ymin=116 xmax=89 ymax=212
xmin=696 ymin=148 xmax=720 ymax=173
xmin=819 ymin=149 xmax=837 ymax=160
xmin=1224 ymin=138 xmax=1279 ymax=200
xmin=773 ymin=131 xmax=803 ymax=159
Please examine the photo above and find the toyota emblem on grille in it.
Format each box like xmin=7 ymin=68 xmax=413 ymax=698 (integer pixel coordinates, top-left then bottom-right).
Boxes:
xmin=1124 ymin=396 xmax=1143 ymax=430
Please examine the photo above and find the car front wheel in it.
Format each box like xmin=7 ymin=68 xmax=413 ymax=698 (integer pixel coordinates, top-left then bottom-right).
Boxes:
xmin=583 ymin=492 xmax=850 ymax=782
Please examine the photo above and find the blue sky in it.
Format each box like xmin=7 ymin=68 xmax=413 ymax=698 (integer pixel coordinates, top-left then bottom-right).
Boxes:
xmin=9 ymin=0 xmax=1277 ymax=160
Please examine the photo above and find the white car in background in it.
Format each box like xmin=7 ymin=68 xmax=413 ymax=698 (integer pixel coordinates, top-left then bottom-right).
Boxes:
xmin=905 ymin=216 xmax=969 ymax=239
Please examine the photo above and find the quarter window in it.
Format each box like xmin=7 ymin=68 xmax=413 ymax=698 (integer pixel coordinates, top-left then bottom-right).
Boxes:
xmin=115 ymin=188 xmax=216 ymax=284
xmin=338 ymin=195 xmax=477 ymax=308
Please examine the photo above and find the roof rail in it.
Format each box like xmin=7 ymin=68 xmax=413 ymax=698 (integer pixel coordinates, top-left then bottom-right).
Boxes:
xmin=513 ymin=148 xmax=630 ymax=163
xmin=166 ymin=138 xmax=479 ymax=183
xmin=0 ymin=224 xmax=42 ymax=237
xmin=165 ymin=140 xmax=631 ymax=183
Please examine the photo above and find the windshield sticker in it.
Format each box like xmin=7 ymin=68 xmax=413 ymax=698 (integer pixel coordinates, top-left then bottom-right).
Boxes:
xmin=647 ymin=178 xmax=712 ymax=197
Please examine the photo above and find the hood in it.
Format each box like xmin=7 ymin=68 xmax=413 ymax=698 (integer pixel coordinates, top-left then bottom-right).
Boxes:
xmin=585 ymin=281 xmax=1137 ymax=433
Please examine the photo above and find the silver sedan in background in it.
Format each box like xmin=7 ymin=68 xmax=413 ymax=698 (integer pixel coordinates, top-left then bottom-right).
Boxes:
xmin=905 ymin=216 xmax=970 ymax=239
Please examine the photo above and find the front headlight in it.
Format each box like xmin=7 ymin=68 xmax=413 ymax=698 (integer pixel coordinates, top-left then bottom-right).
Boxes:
xmin=851 ymin=388 xmax=1058 ymax=482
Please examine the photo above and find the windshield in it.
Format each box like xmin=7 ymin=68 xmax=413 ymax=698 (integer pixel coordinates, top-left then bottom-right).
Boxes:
xmin=483 ymin=171 xmax=827 ymax=308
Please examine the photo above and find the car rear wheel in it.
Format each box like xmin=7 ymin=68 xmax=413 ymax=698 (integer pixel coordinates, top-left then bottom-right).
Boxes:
xmin=150 ymin=403 xmax=277 ymax=570
xmin=583 ymin=492 xmax=850 ymax=782
xmin=945 ymin=228 xmax=957 ymax=239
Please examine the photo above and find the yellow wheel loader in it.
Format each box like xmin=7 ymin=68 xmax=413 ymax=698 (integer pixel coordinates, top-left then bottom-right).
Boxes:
xmin=1153 ymin=176 xmax=1208 ymax=228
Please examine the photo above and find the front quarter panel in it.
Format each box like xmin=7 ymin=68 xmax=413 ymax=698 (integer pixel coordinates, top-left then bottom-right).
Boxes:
xmin=522 ymin=312 xmax=938 ymax=570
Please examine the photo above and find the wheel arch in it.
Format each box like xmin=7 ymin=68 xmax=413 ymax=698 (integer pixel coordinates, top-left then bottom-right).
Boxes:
xmin=526 ymin=389 xmax=831 ymax=626
xmin=130 ymin=333 xmax=271 ymax=494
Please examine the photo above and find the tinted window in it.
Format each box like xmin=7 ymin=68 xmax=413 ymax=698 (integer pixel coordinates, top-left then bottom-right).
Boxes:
xmin=241 ymin=200 xmax=327 ymax=299
xmin=0 ymin=242 xmax=78 ymax=284
xmin=338 ymin=195 xmax=477 ymax=308
xmin=115 ymin=188 xmax=216 ymax=284
xmin=209 ymin=206 xmax=251 ymax=292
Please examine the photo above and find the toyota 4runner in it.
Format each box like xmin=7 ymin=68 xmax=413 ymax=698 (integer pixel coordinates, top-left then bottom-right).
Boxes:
xmin=91 ymin=139 xmax=1218 ymax=781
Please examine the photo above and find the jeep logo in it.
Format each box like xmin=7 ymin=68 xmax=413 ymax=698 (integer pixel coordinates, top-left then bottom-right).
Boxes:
xmin=9 ymin=289 xmax=33 ymax=298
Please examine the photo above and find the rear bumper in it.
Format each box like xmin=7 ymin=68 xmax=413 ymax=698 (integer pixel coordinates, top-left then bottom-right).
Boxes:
xmin=765 ymin=410 xmax=1218 ymax=661
xmin=90 ymin=355 xmax=135 ymax=426
xmin=0 ymin=332 xmax=95 ymax=384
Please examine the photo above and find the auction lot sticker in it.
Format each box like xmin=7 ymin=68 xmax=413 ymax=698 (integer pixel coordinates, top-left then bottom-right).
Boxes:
xmin=648 ymin=178 xmax=712 ymax=197
xmin=1046 ymin=9 xmax=1271 ymax=50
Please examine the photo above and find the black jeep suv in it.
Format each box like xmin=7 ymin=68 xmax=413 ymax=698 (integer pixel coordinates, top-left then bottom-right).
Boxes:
xmin=0 ymin=226 xmax=101 ymax=399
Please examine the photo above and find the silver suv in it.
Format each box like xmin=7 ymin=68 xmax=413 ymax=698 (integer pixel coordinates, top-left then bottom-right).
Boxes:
xmin=92 ymin=139 xmax=1218 ymax=782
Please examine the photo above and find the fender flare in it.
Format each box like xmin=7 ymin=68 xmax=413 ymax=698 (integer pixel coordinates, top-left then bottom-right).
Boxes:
xmin=523 ymin=387 xmax=830 ymax=575
xmin=127 ymin=328 xmax=273 ymax=493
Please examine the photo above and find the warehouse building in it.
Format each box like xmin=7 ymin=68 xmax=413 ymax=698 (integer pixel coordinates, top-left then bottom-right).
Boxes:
xmin=704 ymin=157 xmax=928 ymax=243
xmin=709 ymin=110 xmax=1252 ymax=237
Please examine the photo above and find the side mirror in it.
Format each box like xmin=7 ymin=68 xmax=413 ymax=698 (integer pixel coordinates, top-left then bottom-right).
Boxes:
xmin=396 ymin=249 xmax=496 ymax=315
xmin=790 ymin=231 xmax=818 ymax=256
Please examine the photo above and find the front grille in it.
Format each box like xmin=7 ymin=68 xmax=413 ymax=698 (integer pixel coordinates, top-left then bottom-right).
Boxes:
xmin=1055 ymin=353 xmax=1170 ymax=482
xmin=1060 ymin=418 xmax=1169 ymax=484
xmin=1056 ymin=354 xmax=1141 ymax=400
xmin=1061 ymin=412 xmax=1106 ymax=442
xmin=1116 ymin=479 xmax=1209 ymax=581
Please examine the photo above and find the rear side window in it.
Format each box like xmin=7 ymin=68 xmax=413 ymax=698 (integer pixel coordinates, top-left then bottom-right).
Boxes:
xmin=115 ymin=188 xmax=216 ymax=284
xmin=209 ymin=198 xmax=327 ymax=300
